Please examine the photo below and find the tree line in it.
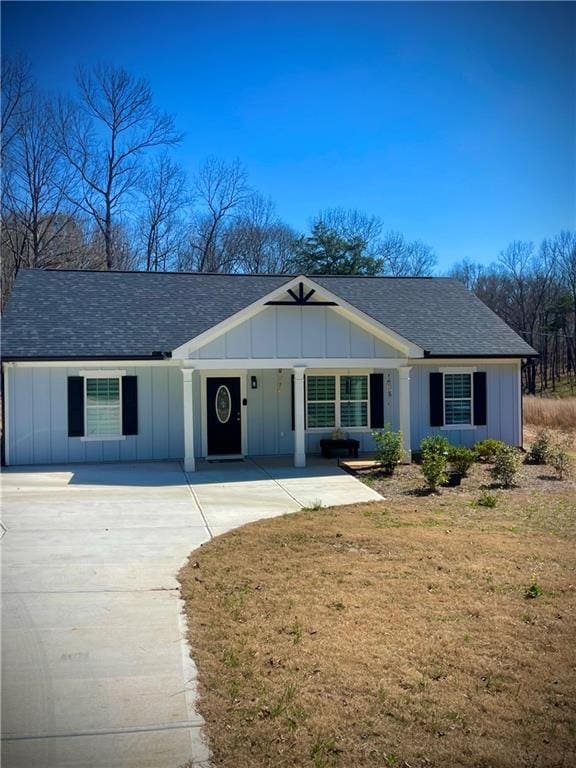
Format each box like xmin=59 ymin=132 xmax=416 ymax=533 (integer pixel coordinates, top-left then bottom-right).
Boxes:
xmin=2 ymin=57 xmax=574 ymax=395
xmin=449 ymin=232 xmax=576 ymax=395
xmin=0 ymin=57 xmax=437 ymax=304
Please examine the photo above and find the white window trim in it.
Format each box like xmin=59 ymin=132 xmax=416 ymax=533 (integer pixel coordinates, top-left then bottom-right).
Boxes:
xmin=439 ymin=367 xmax=476 ymax=430
xmin=306 ymin=373 xmax=371 ymax=432
xmin=80 ymin=372 xmax=126 ymax=442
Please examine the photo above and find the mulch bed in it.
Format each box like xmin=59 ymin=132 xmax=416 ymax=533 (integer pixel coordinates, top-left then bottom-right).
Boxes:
xmin=349 ymin=459 xmax=575 ymax=498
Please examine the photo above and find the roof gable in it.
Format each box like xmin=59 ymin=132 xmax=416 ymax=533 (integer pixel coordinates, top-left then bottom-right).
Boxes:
xmin=173 ymin=275 xmax=422 ymax=359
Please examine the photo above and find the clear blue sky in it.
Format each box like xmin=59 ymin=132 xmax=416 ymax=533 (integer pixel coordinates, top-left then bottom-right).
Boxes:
xmin=3 ymin=1 xmax=575 ymax=271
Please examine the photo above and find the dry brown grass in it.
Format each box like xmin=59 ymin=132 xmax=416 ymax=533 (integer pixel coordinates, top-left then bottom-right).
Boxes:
xmin=524 ymin=395 xmax=576 ymax=431
xmin=179 ymin=490 xmax=576 ymax=768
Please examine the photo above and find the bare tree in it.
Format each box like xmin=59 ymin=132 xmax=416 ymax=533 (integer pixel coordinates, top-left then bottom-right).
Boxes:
xmin=448 ymin=258 xmax=486 ymax=291
xmin=315 ymin=207 xmax=383 ymax=253
xmin=379 ymin=231 xmax=437 ymax=276
xmin=1 ymin=87 xmax=82 ymax=305
xmin=56 ymin=64 xmax=182 ymax=269
xmin=181 ymin=157 xmax=250 ymax=272
xmin=222 ymin=193 xmax=296 ymax=273
xmin=137 ymin=154 xmax=188 ymax=271
xmin=1 ymin=55 xmax=32 ymax=154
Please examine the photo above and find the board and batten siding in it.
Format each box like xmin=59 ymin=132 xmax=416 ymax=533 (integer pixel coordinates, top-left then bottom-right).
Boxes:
xmin=4 ymin=361 xmax=521 ymax=466
xmin=5 ymin=365 xmax=188 ymax=466
xmin=190 ymin=306 xmax=403 ymax=360
xmin=409 ymin=363 xmax=522 ymax=448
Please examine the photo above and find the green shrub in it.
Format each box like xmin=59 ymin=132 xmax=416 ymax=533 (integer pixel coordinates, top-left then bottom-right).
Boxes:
xmin=420 ymin=435 xmax=451 ymax=458
xmin=421 ymin=449 xmax=448 ymax=492
xmin=448 ymin=446 xmax=476 ymax=477
xmin=474 ymin=438 xmax=506 ymax=463
xmin=491 ymin=445 xmax=520 ymax=487
xmin=526 ymin=430 xmax=552 ymax=465
xmin=525 ymin=581 xmax=543 ymax=599
xmin=477 ymin=491 xmax=497 ymax=508
xmin=372 ymin=425 xmax=404 ymax=475
xmin=549 ymin=445 xmax=571 ymax=480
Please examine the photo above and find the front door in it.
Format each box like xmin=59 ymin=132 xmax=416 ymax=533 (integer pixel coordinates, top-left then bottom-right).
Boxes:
xmin=206 ymin=377 xmax=242 ymax=456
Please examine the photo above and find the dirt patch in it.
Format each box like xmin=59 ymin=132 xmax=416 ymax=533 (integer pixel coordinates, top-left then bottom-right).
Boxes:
xmin=179 ymin=490 xmax=576 ymax=768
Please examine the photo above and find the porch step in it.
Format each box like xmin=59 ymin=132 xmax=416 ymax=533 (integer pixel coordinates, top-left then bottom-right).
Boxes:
xmin=339 ymin=458 xmax=381 ymax=474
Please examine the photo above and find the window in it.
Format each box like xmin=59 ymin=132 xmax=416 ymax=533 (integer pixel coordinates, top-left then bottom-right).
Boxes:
xmin=444 ymin=373 xmax=472 ymax=425
xmin=340 ymin=375 xmax=368 ymax=427
xmin=85 ymin=377 xmax=122 ymax=436
xmin=307 ymin=376 xmax=336 ymax=428
xmin=306 ymin=374 xmax=369 ymax=429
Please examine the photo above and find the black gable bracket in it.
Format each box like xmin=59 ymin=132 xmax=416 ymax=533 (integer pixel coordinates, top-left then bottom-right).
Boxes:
xmin=266 ymin=281 xmax=338 ymax=307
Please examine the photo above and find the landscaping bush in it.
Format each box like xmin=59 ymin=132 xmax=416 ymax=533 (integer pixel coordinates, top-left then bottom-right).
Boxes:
xmin=474 ymin=438 xmax=506 ymax=463
xmin=448 ymin=446 xmax=476 ymax=477
xmin=549 ymin=445 xmax=571 ymax=480
xmin=420 ymin=435 xmax=450 ymax=457
xmin=419 ymin=436 xmax=450 ymax=492
xmin=421 ymin=450 xmax=448 ymax=492
xmin=526 ymin=430 xmax=552 ymax=465
xmin=491 ymin=445 xmax=520 ymax=487
xmin=372 ymin=425 xmax=404 ymax=475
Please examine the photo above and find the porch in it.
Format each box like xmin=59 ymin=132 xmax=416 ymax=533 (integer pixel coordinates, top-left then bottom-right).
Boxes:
xmin=180 ymin=362 xmax=412 ymax=472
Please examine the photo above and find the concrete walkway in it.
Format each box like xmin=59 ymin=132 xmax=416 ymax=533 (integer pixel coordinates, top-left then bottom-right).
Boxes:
xmin=1 ymin=458 xmax=381 ymax=768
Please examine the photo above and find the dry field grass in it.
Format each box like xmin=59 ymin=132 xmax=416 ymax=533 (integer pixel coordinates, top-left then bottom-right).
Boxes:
xmin=179 ymin=488 xmax=576 ymax=768
xmin=524 ymin=396 xmax=576 ymax=432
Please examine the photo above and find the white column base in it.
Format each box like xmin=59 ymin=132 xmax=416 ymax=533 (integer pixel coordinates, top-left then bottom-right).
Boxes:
xmin=183 ymin=457 xmax=196 ymax=473
xmin=294 ymin=452 xmax=306 ymax=468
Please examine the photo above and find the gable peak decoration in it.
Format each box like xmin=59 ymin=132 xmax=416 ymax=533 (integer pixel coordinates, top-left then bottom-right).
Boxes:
xmin=266 ymin=281 xmax=337 ymax=307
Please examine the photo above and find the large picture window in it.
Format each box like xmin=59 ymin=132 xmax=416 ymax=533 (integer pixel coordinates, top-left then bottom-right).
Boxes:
xmin=307 ymin=374 xmax=369 ymax=429
xmin=85 ymin=377 xmax=122 ymax=436
xmin=444 ymin=373 xmax=472 ymax=425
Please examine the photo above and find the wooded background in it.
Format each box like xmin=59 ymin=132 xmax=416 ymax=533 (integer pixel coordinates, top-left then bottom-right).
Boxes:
xmin=2 ymin=58 xmax=574 ymax=395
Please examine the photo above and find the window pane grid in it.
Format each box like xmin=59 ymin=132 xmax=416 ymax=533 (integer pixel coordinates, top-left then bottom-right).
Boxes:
xmin=86 ymin=377 xmax=121 ymax=435
xmin=307 ymin=376 xmax=336 ymax=402
xmin=340 ymin=376 xmax=368 ymax=401
xmin=444 ymin=374 xmax=471 ymax=399
xmin=307 ymin=402 xmax=336 ymax=428
xmin=341 ymin=401 xmax=368 ymax=427
xmin=444 ymin=373 xmax=472 ymax=426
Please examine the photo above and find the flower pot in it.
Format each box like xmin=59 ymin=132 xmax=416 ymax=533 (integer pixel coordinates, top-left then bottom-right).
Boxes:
xmin=445 ymin=471 xmax=462 ymax=487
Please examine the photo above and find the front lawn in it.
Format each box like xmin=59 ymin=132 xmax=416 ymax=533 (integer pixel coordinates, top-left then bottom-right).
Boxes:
xmin=179 ymin=489 xmax=576 ymax=768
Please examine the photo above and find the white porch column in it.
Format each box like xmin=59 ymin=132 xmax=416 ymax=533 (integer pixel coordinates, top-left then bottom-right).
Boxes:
xmin=293 ymin=366 xmax=306 ymax=468
xmin=181 ymin=368 xmax=196 ymax=472
xmin=398 ymin=366 xmax=412 ymax=462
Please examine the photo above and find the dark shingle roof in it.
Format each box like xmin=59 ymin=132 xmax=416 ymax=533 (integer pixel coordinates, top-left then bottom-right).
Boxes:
xmin=1 ymin=269 xmax=536 ymax=359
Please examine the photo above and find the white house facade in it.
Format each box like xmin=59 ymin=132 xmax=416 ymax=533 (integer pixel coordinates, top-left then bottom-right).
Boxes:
xmin=1 ymin=271 xmax=536 ymax=469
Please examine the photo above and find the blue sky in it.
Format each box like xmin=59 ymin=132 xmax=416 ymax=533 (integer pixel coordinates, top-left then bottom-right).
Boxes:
xmin=3 ymin=1 xmax=575 ymax=271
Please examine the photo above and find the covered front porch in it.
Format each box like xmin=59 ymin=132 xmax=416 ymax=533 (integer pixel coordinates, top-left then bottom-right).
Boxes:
xmin=180 ymin=360 xmax=413 ymax=472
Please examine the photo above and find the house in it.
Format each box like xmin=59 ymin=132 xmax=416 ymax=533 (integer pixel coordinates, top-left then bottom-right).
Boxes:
xmin=1 ymin=269 xmax=536 ymax=469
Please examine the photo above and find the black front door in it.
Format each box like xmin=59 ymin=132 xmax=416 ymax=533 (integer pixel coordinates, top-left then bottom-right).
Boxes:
xmin=206 ymin=377 xmax=242 ymax=455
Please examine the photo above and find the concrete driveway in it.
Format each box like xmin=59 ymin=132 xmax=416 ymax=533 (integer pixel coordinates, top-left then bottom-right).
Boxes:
xmin=1 ymin=458 xmax=381 ymax=768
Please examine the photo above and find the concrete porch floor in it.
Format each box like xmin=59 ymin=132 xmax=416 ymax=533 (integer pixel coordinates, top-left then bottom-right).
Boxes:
xmin=1 ymin=458 xmax=381 ymax=768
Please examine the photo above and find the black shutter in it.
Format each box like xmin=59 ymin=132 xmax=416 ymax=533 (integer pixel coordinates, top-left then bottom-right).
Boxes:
xmin=429 ymin=372 xmax=444 ymax=427
xmin=369 ymin=373 xmax=384 ymax=428
xmin=473 ymin=371 xmax=487 ymax=426
xmin=67 ymin=376 xmax=84 ymax=437
xmin=122 ymin=376 xmax=138 ymax=435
